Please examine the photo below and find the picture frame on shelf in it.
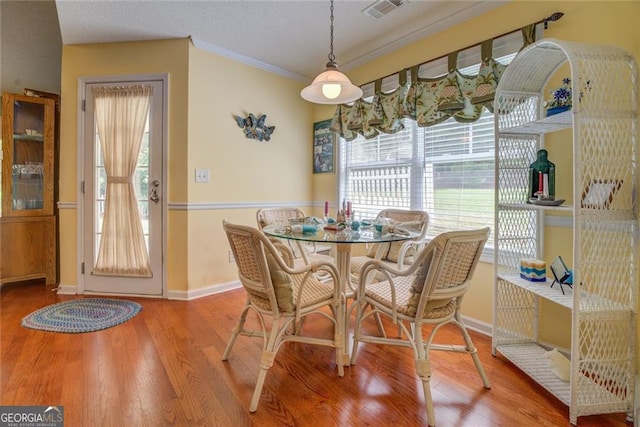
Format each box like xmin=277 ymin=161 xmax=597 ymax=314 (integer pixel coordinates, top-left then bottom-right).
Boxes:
xmin=313 ymin=119 xmax=335 ymax=174
xmin=549 ymin=256 xmax=573 ymax=295
xmin=581 ymin=179 xmax=622 ymax=209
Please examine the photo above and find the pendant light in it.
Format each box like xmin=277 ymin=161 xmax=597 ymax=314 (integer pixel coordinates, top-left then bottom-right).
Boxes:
xmin=300 ymin=0 xmax=363 ymax=104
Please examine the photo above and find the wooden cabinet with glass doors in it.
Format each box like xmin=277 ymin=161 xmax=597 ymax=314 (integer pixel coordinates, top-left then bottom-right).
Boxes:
xmin=1 ymin=92 xmax=56 ymax=285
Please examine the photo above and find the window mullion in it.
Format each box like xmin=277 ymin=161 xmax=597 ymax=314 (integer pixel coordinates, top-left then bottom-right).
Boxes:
xmin=410 ymin=122 xmax=424 ymax=210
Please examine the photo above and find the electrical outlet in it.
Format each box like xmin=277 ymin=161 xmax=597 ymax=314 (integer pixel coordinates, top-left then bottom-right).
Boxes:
xmin=228 ymin=250 xmax=235 ymax=263
xmin=195 ymin=168 xmax=210 ymax=183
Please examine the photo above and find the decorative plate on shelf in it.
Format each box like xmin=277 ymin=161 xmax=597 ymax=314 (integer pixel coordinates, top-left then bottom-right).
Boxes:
xmin=529 ymin=198 xmax=565 ymax=206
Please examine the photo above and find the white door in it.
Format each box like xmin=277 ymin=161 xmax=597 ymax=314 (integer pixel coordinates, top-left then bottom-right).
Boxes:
xmin=82 ymin=79 xmax=164 ymax=296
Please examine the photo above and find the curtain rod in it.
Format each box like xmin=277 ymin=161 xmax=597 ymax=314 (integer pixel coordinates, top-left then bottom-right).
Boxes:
xmin=359 ymin=12 xmax=564 ymax=88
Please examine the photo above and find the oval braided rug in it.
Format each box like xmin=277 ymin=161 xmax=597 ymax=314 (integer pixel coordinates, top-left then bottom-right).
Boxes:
xmin=21 ymin=298 xmax=142 ymax=333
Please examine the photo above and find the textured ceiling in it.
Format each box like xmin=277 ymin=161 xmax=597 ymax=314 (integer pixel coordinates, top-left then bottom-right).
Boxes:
xmin=55 ymin=0 xmax=507 ymax=82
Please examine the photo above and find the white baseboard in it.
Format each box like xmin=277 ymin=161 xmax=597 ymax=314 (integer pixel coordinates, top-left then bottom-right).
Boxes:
xmin=461 ymin=315 xmax=493 ymax=337
xmin=54 ymin=281 xmax=242 ymax=300
xmin=56 ymin=284 xmax=78 ymax=295
xmin=165 ymin=281 xmax=242 ymax=300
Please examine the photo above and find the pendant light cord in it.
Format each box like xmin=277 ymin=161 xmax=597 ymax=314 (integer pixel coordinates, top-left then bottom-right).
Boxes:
xmin=328 ymin=0 xmax=335 ymax=63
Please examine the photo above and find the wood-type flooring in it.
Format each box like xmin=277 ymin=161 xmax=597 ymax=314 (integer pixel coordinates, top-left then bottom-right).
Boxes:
xmin=1 ymin=281 xmax=630 ymax=426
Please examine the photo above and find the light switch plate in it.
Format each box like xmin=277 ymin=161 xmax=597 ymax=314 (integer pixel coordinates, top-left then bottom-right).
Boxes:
xmin=195 ymin=168 xmax=210 ymax=183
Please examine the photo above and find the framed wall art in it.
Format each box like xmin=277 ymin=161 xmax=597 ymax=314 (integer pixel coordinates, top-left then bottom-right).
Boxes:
xmin=313 ymin=119 xmax=335 ymax=174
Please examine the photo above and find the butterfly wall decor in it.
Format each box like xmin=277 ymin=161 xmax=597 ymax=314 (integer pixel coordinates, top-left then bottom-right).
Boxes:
xmin=233 ymin=113 xmax=275 ymax=141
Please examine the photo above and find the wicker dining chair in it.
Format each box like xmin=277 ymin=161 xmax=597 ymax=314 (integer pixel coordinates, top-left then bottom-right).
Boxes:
xmin=222 ymin=220 xmax=344 ymax=412
xmin=349 ymin=208 xmax=429 ymax=288
xmin=256 ymin=207 xmax=333 ymax=266
xmin=350 ymin=227 xmax=491 ymax=426
xmin=345 ymin=209 xmax=429 ymax=337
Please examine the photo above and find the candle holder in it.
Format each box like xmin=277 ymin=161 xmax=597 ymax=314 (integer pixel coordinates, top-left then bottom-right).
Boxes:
xmin=528 ymin=149 xmax=556 ymax=202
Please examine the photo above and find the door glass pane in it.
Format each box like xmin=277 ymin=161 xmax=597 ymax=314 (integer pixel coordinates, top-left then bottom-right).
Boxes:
xmin=94 ymin=129 xmax=105 ymax=259
xmin=136 ymin=117 xmax=150 ymax=248
xmin=12 ymin=100 xmax=45 ymax=210
xmin=93 ymin=114 xmax=151 ymax=260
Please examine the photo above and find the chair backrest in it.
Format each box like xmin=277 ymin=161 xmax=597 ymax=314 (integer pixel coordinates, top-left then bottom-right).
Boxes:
xmin=376 ymin=209 xmax=429 ymax=240
xmin=256 ymin=207 xmax=306 ymax=230
xmin=256 ymin=207 xmax=317 ymax=261
xmin=223 ymin=219 xmax=290 ymax=313
xmin=412 ymin=227 xmax=490 ymax=315
xmin=366 ymin=209 xmax=430 ymax=263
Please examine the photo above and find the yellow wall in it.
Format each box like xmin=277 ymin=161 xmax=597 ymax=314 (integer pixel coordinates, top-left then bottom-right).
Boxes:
xmin=59 ymin=38 xmax=315 ymax=295
xmin=184 ymin=44 xmax=314 ymax=289
xmin=59 ymin=39 xmax=190 ymax=292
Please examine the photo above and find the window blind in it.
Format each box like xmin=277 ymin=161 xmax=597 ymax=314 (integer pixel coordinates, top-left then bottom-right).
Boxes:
xmin=340 ymin=49 xmax=519 ymax=252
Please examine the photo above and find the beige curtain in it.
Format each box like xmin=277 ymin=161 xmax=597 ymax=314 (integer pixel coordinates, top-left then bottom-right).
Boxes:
xmin=92 ymin=85 xmax=153 ymax=277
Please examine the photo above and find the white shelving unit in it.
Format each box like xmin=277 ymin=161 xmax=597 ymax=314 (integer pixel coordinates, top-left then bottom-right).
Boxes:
xmin=492 ymin=39 xmax=638 ymax=425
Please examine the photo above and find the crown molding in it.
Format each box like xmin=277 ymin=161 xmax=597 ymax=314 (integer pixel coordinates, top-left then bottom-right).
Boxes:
xmin=189 ymin=36 xmax=308 ymax=83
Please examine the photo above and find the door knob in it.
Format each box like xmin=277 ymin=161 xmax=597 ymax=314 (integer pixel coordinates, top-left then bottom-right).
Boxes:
xmin=149 ymin=180 xmax=160 ymax=203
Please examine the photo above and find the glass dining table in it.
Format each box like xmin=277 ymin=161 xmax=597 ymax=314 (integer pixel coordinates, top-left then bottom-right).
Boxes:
xmin=262 ymin=223 xmax=418 ymax=365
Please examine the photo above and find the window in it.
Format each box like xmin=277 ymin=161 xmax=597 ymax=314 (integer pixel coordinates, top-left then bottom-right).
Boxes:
xmin=339 ymin=46 xmax=520 ymax=257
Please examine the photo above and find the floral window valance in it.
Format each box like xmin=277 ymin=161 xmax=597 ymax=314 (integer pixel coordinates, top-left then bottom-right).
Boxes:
xmin=334 ymin=76 xmax=409 ymax=141
xmin=331 ymin=24 xmax=536 ymax=141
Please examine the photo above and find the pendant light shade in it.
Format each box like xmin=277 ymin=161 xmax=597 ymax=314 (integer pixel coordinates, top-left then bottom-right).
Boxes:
xmin=301 ymin=61 xmax=363 ymax=104
xmin=301 ymin=0 xmax=363 ymax=104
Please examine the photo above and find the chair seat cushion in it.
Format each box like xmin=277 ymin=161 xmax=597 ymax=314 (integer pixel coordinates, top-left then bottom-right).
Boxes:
xmin=290 ymin=274 xmax=336 ymax=308
xmin=365 ymin=275 xmax=455 ymax=318
xmin=366 ymin=242 xmax=390 ymax=259
xmin=386 ymin=241 xmax=415 ymax=264
xmin=350 ymin=255 xmax=395 ymax=283
xmin=262 ymin=253 xmax=333 ymax=313
xmin=367 ymin=241 xmax=414 ymax=264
